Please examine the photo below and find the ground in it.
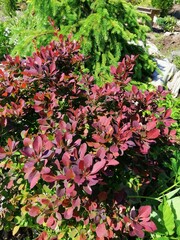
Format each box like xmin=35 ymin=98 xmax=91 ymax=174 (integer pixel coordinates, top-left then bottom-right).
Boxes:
xmin=147 ymin=4 xmax=180 ymax=58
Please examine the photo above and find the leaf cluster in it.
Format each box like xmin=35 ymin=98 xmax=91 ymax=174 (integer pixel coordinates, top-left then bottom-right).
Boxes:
xmin=0 ymin=30 xmax=178 ymax=239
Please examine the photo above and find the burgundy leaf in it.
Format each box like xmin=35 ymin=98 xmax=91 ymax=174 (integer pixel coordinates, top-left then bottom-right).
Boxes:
xmin=29 ymin=170 xmax=40 ymax=189
xmin=164 ymin=109 xmax=172 ymax=118
xmin=33 ymin=136 xmax=43 ymax=155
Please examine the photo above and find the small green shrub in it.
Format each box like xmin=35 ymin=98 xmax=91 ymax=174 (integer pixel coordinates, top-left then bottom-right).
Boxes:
xmin=174 ymin=56 xmax=180 ymax=70
xmin=0 ymin=22 xmax=14 ymax=60
xmin=151 ymin=0 xmax=174 ymax=16
xmin=157 ymin=16 xmax=177 ymax=32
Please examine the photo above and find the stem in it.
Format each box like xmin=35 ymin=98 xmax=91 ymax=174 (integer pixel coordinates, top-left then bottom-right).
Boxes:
xmin=127 ymin=195 xmax=162 ymax=202
xmin=158 ymin=180 xmax=180 ymax=198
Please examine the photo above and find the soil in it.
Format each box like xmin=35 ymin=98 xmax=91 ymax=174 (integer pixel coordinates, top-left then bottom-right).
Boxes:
xmin=147 ymin=4 xmax=180 ymax=58
xmin=147 ymin=31 xmax=180 ymax=57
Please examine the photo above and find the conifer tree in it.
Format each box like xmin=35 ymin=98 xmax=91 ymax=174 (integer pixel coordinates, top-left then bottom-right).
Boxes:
xmin=6 ymin=0 xmax=155 ymax=83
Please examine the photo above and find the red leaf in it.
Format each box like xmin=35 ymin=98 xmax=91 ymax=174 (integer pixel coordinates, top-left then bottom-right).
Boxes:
xmin=37 ymin=231 xmax=48 ymax=240
xmin=62 ymin=152 xmax=70 ymax=167
xmin=36 ymin=215 xmax=45 ymax=225
xmin=35 ymin=56 xmax=42 ymax=66
xmin=146 ymin=121 xmax=156 ymax=131
xmin=50 ymin=61 xmax=56 ymax=73
xmin=29 ymin=206 xmax=40 ymax=217
xmin=138 ymin=206 xmax=151 ymax=219
xmin=23 ymin=138 xmax=32 ymax=147
xmin=42 ymin=174 xmax=57 ymax=182
xmin=96 ymin=223 xmax=108 ymax=238
xmin=46 ymin=216 xmax=55 ymax=227
xmin=0 ymin=147 xmax=6 ymax=159
xmin=84 ymin=154 xmax=93 ymax=168
xmin=98 ymin=192 xmax=107 ymax=201
xmin=79 ymin=143 xmax=87 ymax=159
xmin=33 ymin=136 xmax=43 ymax=155
xmin=132 ymin=85 xmax=138 ymax=94
xmin=147 ymin=129 xmax=160 ymax=139
xmin=164 ymin=109 xmax=172 ymax=118
xmin=79 ymin=160 xmax=84 ymax=170
xmin=91 ymin=159 xmax=106 ymax=175
xmin=83 ymin=185 xmax=92 ymax=195
xmin=64 ymin=207 xmax=73 ymax=219
xmin=29 ymin=170 xmax=40 ymax=189
xmin=141 ymin=220 xmax=157 ymax=232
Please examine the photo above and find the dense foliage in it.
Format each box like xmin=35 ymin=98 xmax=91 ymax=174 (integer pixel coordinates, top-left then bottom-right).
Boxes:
xmin=157 ymin=16 xmax=177 ymax=32
xmin=3 ymin=0 xmax=156 ymax=84
xmin=151 ymin=0 xmax=174 ymax=16
xmin=0 ymin=29 xmax=179 ymax=239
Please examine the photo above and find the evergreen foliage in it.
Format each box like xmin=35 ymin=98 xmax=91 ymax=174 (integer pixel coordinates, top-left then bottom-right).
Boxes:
xmin=0 ymin=0 xmax=18 ymax=16
xmin=151 ymin=0 xmax=174 ymax=16
xmin=6 ymin=0 xmax=156 ymax=83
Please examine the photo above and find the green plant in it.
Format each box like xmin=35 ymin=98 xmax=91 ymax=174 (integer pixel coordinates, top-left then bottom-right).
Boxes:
xmin=0 ymin=22 xmax=14 ymax=60
xmin=173 ymin=56 xmax=180 ymax=70
xmin=151 ymin=0 xmax=174 ymax=16
xmin=0 ymin=0 xmax=18 ymax=16
xmin=157 ymin=16 xmax=177 ymax=32
xmin=6 ymin=0 xmax=155 ymax=84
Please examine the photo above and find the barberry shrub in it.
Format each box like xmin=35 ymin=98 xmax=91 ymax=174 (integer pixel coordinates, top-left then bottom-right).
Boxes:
xmin=0 ymin=30 xmax=177 ymax=239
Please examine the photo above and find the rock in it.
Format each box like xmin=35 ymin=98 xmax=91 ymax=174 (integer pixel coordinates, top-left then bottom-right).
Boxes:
xmin=151 ymin=58 xmax=177 ymax=87
xmin=146 ymin=40 xmax=161 ymax=56
xmin=164 ymin=32 xmax=173 ymax=37
xmin=167 ymin=71 xmax=180 ymax=97
xmin=169 ymin=4 xmax=180 ymax=19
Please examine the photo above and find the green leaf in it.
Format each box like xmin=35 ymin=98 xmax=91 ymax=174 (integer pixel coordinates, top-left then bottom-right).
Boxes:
xmin=167 ymin=197 xmax=180 ymax=221
xmin=153 ymin=237 xmax=169 ymax=240
xmin=159 ymin=199 xmax=175 ymax=236
xmin=165 ymin=188 xmax=180 ymax=199
xmin=12 ymin=225 xmax=20 ymax=236
xmin=175 ymin=220 xmax=180 ymax=236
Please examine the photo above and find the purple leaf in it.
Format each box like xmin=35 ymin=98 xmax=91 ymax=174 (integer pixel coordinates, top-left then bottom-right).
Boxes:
xmin=21 ymin=147 xmax=34 ymax=157
xmin=29 ymin=170 xmax=40 ymax=189
xmin=91 ymin=159 xmax=106 ymax=175
xmin=33 ymin=136 xmax=43 ymax=155
xmin=79 ymin=143 xmax=87 ymax=159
